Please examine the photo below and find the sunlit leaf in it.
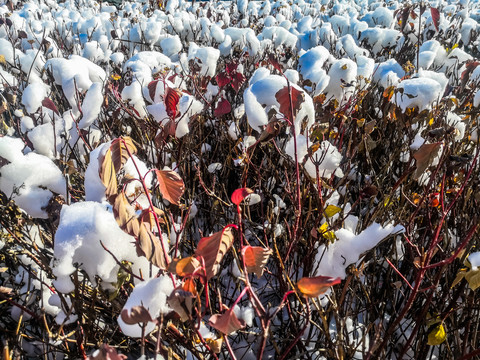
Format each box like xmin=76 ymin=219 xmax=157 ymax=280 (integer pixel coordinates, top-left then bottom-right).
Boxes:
xmin=209 ymin=307 xmax=245 ymax=335
xmin=137 ymin=221 xmax=170 ymax=269
xmin=242 ymin=246 xmax=273 ymax=278
xmin=120 ymin=305 xmax=155 ymax=325
xmin=275 ymin=85 xmax=304 ymax=123
xmin=231 ymin=188 xmax=254 ymax=205
xmin=206 ymin=338 xmax=223 ymax=354
xmin=112 ymin=192 xmax=140 ymax=238
xmin=195 ymin=226 xmax=235 ymax=279
xmin=168 ymin=256 xmax=201 ymax=277
xmin=324 ymin=205 xmax=341 ymax=218
xmin=297 ymin=275 xmax=342 ymax=298
xmin=155 ymin=169 xmax=185 ymax=205
xmin=427 ymin=323 xmax=446 ymax=346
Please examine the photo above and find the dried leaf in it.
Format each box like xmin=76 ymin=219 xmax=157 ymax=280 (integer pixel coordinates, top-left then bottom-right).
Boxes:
xmin=206 ymin=338 xmax=223 ymax=354
xmin=86 ymin=344 xmax=127 ymax=360
xmin=0 ymin=286 xmax=13 ymax=295
xmin=155 ymin=169 xmax=185 ymax=205
xmin=120 ymin=305 xmax=154 ymax=325
xmin=275 ymin=85 xmax=304 ymax=123
xmin=137 ymin=223 xmax=170 ymax=269
xmin=112 ymin=193 xmax=140 ymax=237
xmin=413 ymin=142 xmax=441 ymax=180
xmin=168 ymin=256 xmax=201 ymax=277
xmin=242 ymin=246 xmax=273 ymax=278
xmin=209 ymin=307 xmax=245 ymax=335
xmin=165 ymin=87 xmax=180 ymax=119
xmin=427 ymin=323 xmax=446 ymax=346
xmin=231 ymin=188 xmax=254 ymax=205
xmin=297 ymin=275 xmax=342 ymax=298
xmin=213 ymin=97 xmax=231 ymax=117
xmin=430 ymin=7 xmax=440 ymax=32
xmin=167 ymin=287 xmax=195 ymax=322
xmin=195 ymin=226 xmax=235 ymax=279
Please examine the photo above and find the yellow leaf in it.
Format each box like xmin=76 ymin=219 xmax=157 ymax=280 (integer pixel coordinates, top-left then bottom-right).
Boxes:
xmin=324 ymin=205 xmax=341 ymax=218
xmin=465 ymin=268 xmax=480 ymax=290
xmin=427 ymin=324 xmax=446 ymax=346
xmin=428 ymin=118 xmax=434 ymax=126
xmin=111 ymin=73 xmax=121 ymax=81
xmin=451 ymin=269 xmax=466 ymax=288
xmin=0 ymin=55 xmax=5 ymax=65
xmin=341 ymin=64 xmax=348 ymax=70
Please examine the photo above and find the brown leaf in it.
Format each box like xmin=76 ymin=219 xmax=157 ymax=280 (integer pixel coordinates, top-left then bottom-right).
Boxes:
xmin=275 ymin=85 xmax=304 ymax=123
xmin=120 ymin=305 xmax=155 ymax=325
xmin=137 ymin=222 xmax=170 ymax=269
xmin=231 ymin=188 xmax=254 ymax=205
xmin=209 ymin=307 xmax=245 ymax=335
xmin=195 ymin=226 xmax=235 ymax=279
xmin=413 ymin=142 xmax=441 ymax=180
xmin=167 ymin=287 xmax=195 ymax=322
xmin=112 ymin=193 xmax=140 ymax=237
xmin=168 ymin=256 xmax=201 ymax=277
xmin=86 ymin=344 xmax=127 ymax=360
xmin=297 ymin=275 xmax=342 ymax=298
xmin=242 ymin=246 xmax=272 ymax=278
xmin=155 ymin=169 xmax=185 ymax=205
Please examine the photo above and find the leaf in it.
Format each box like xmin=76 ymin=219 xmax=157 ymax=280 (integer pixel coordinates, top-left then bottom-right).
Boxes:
xmin=42 ymin=97 xmax=60 ymax=116
xmin=195 ymin=226 xmax=235 ymax=279
xmin=427 ymin=323 xmax=446 ymax=346
xmin=112 ymin=193 xmax=140 ymax=237
xmin=230 ymin=72 xmax=246 ymax=93
xmin=430 ymin=7 xmax=440 ymax=32
xmin=120 ymin=305 xmax=155 ymax=325
xmin=147 ymin=80 xmax=159 ymax=102
xmin=0 ymin=286 xmax=13 ymax=295
xmin=17 ymin=30 xmax=27 ymax=39
xmin=242 ymin=246 xmax=273 ymax=278
xmin=413 ymin=142 xmax=441 ymax=180
xmin=213 ymin=97 xmax=231 ymax=117
xmin=231 ymin=188 xmax=254 ymax=205
xmin=99 ymin=137 xmax=137 ymax=200
xmin=225 ymin=61 xmax=238 ymax=75
xmin=297 ymin=275 xmax=342 ymax=298
xmin=465 ymin=268 xmax=480 ymax=290
xmin=209 ymin=307 xmax=245 ymax=335
xmin=268 ymin=53 xmax=283 ymax=73
xmin=275 ymin=85 xmax=304 ymax=123
xmin=86 ymin=344 xmax=127 ymax=360
xmin=164 ymin=87 xmax=180 ymax=119
xmin=136 ymin=223 xmax=170 ymax=269
xmin=324 ymin=205 xmax=341 ymax=218
xmin=168 ymin=256 xmax=201 ymax=277
xmin=206 ymin=338 xmax=223 ymax=354
xmin=216 ymin=72 xmax=230 ymax=88
xmin=167 ymin=287 xmax=195 ymax=322
xmin=155 ymin=169 xmax=185 ymax=205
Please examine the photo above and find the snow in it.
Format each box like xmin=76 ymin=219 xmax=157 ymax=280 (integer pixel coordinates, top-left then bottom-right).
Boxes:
xmin=393 ymin=77 xmax=443 ymax=112
xmin=78 ymin=82 xmax=103 ymax=129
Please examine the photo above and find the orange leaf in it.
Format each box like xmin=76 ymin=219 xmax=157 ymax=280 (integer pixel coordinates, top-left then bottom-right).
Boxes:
xmin=209 ymin=307 xmax=245 ymax=335
xmin=413 ymin=142 xmax=441 ymax=180
xmin=297 ymin=275 xmax=342 ymax=298
xmin=137 ymin=222 xmax=170 ymax=269
xmin=242 ymin=246 xmax=272 ymax=278
xmin=155 ymin=169 xmax=185 ymax=205
xmin=195 ymin=226 xmax=235 ymax=279
xmin=231 ymin=188 xmax=254 ymax=205
xmin=168 ymin=256 xmax=201 ymax=277
xmin=112 ymin=192 xmax=140 ymax=237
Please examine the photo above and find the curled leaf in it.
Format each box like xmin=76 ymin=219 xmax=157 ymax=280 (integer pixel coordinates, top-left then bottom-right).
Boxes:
xmin=231 ymin=188 xmax=254 ymax=205
xmin=195 ymin=226 xmax=235 ymax=279
xmin=120 ymin=305 xmax=155 ymax=325
xmin=41 ymin=97 xmax=60 ymax=116
xmin=209 ymin=307 xmax=245 ymax=335
xmin=242 ymin=246 xmax=273 ymax=278
xmin=297 ymin=275 xmax=342 ymax=298
xmin=155 ymin=169 xmax=185 ymax=205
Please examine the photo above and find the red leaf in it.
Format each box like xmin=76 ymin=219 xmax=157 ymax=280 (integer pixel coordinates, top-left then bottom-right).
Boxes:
xmin=242 ymin=246 xmax=273 ymax=278
xmin=275 ymin=85 xmax=305 ymax=123
xmin=268 ymin=54 xmax=283 ymax=73
xmin=230 ymin=72 xmax=246 ymax=93
xmin=213 ymin=97 xmax=231 ymax=117
xmin=195 ymin=226 xmax=235 ymax=279
xmin=431 ymin=7 xmax=440 ymax=32
xmin=147 ymin=80 xmax=159 ymax=102
xmin=42 ymin=97 xmax=60 ymax=116
xmin=297 ymin=276 xmax=342 ymax=298
xmin=209 ymin=307 xmax=245 ymax=335
xmin=216 ymin=72 xmax=230 ymax=88
xmin=231 ymin=188 xmax=254 ymax=205
xmin=155 ymin=169 xmax=185 ymax=205
xmin=225 ymin=61 xmax=238 ymax=75
xmin=164 ymin=87 xmax=180 ymax=119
